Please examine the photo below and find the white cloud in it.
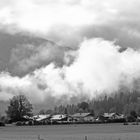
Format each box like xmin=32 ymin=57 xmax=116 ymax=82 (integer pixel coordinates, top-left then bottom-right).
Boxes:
xmin=0 ymin=0 xmax=140 ymax=103
xmin=1 ymin=38 xmax=140 ymax=103
xmin=0 ymin=0 xmax=140 ymax=46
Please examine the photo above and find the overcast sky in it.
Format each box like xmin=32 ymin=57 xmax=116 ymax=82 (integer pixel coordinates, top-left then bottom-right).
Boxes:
xmin=0 ymin=0 xmax=140 ymax=47
xmin=0 ymin=0 xmax=140 ymax=104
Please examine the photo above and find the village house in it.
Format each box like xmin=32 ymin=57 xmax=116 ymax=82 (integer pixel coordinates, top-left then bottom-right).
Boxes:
xmin=50 ymin=114 xmax=68 ymax=124
xmin=96 ymin=113 xmax=125 ymax=123
xmin=33 ymin=114 xmax=51 ymax=124
xmin=103 ymin=113 xmax=125 ymax=120
xmin=72 ymin=113 xmax=94 ymax=122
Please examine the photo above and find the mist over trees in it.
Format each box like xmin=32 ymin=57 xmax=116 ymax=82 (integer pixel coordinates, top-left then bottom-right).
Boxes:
xmin=4 ymin=90 xmax=140 ymax=123
xmin=39 ymin=90 xmax=140 ymax=118
xmin=90 ymin=91 xmax=140 ymax=116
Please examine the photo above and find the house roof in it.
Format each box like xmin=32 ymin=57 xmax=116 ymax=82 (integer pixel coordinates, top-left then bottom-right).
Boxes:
xmin=34 ymin=114 xmax=51 ymax=121
xmin=72 ymin=113 xmax=92 ymax=118
xmin=51 ymin=114 xmax=67 ymax=120
xmin=103 ymin=113 xmax=116 ymax=118
xmin=103 ymin=113 xmax=124 ymax=118
xmin=23 ymin=115 xmax=33 ymax=120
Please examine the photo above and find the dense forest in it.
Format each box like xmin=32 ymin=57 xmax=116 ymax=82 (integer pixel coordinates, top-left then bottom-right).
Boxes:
xmin=39 ymin=90 xmax=140 ymax=117
xmin=1 ymin=89 xmax=140 ymax=123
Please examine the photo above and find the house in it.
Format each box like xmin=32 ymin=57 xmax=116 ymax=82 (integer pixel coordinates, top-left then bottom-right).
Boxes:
xmin=51 ymin=114 xmax=68 ymax=123
xmin=96 ymin=113 xmax=125 ymax=123
xmin=103 ymin=113 xmax=125 ymax=120
xmin=23 ymin=115 xmax=34 ymax=120
xmin=33 ymin=114 xmax=51 ymax=124
xmin=72 ymin=113 xmax=94 ymax=122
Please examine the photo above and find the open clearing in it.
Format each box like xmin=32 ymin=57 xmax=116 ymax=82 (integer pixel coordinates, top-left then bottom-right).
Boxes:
xmin=0 ymin=123 xmax=140 ymax=140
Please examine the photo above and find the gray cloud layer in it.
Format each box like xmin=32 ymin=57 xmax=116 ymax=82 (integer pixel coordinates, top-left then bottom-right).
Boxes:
xmin=10 ymin=40 xmax=72 ymax=75
xmin=0 ymin=0 xmax=140 ymax=105
xmin=0 ymin=0 xmax=140 ymax=48
xmin=0 ymin=39 xmax=140 ymax=104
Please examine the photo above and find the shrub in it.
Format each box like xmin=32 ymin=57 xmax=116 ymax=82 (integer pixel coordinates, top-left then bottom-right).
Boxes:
xmin=16 ymin=121 xmax=23 ymax=126
xmin=0 ymin=121 xmax=5 ymax=126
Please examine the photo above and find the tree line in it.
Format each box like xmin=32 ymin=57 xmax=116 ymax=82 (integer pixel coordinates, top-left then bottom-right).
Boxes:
xmin=40 ymin=90 xmax=140 ymax=117
xmin=1 ymin=89 xmax=140 ymax=123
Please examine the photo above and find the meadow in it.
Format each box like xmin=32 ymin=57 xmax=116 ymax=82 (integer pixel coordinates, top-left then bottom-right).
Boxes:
xmin=0 ymin=123 xmax=140 ymax=140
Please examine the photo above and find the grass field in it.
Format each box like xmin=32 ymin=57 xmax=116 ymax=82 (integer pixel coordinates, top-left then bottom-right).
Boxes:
xmin=0 ymin=123 xmax=140 ymax=140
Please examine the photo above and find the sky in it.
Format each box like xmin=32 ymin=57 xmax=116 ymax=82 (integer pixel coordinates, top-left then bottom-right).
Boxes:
xmin=0 ymin=0 xmax=140 ymax=106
